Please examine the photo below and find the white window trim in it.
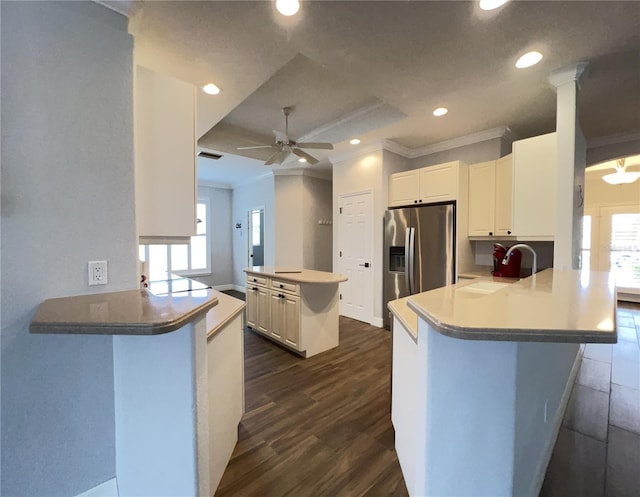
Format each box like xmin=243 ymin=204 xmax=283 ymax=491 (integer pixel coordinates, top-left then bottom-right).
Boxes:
xmin=174 ymin=197 xmax=212 ymax=277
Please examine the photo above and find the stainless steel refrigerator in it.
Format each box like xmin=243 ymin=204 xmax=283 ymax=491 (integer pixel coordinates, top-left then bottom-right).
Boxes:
xmin=383 ymin=202 xmax=455 ymax=329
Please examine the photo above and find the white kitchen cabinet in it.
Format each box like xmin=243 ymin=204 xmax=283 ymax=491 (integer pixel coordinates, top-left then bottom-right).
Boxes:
xmin=389 ymin=170 xmax=420 ymax=207
xmin=494 ymin=154 xmax=514 ymax=236
xmin=512 ymin=132 xmax=557 ymax=240
xmin=468 ymin=132 xmax=556 ymax=241
xmin=388 ymin=161 xmax=462 ymax=207
xmin=135 ymin=66 xmax=197 ymax=242
xmin=468 ymin=160 xmax=496 ymax=237
xmin=244 ymin=269 xmax=342 ymax=358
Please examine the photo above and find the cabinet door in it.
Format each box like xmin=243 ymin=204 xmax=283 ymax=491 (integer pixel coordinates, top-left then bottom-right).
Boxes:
xmin=419 ymin=162 xmax=458 ymax=203
xmin=494 ymin=154 xmax=514 ymax=236
xmin=245 ymin=286 xmax=258 ymax=328
xmin=135 ymin=66 xmax=197 ymax=240
xmin=389 ymin=170 xmax=420 ymax=207
xmin=256 ymin=287 xmax=269 ymax=334
xmin=468 ymin=161 xmax=496 ymax=237
xmin=512 ymin=133 xmax=557 ymax=239
xmin=282 ymin=294 xmax=300 ymax=348
xmin=269 ymin=291 xmax=284 ymax=342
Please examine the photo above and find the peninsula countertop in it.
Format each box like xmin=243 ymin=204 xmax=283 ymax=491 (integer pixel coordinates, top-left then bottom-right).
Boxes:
xmin=405 ymin=268 xmax=617 ymax=343
xmin=30 ymin=287 xmax=219 ymax=336
xmin=244 ymin=266 xmax=347 ymax=284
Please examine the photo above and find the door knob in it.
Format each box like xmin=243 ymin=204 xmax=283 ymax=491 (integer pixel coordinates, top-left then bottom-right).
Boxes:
xmin=359 ymin=262 xmax=370 ymax=268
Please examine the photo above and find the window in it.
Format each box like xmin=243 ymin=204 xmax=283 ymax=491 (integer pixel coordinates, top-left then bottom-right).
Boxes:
xmin=581 ymin=215 xmax=591 ymax=271
xmin=139 ymin=199 xmax=211 ymax=281
xmin=609 ymin=212 xmax=640 ymax=290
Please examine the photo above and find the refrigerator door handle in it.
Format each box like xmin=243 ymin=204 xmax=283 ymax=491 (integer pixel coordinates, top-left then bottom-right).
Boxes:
xmin=404 ymin=227 xmax=411 ymax=292
xmin=408 ymin=227 xmax=416 ymax=294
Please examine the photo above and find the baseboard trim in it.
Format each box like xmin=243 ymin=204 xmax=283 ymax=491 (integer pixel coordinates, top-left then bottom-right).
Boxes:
xmin=370 ymin=317 xmax=384 ymax=328
xmin=528 ymin=345 xmax=584 ymax=497
xmin=74 ymin=478 xmax=118 ymax=497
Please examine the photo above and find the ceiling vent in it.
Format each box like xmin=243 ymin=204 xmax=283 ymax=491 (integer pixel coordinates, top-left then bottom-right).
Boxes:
xmin=198 ymin=151 xmax=223 ymax=160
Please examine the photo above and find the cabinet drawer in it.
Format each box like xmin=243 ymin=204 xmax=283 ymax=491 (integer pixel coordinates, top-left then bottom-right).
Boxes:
xmin=270 ymin=279 xmax=299 ymax=295
xmin=246 ymin=275 xmax=268 ymax=287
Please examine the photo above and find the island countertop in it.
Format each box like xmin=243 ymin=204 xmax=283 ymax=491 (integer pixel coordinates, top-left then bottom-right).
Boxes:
xmin=406 ymin=268 xmax=617 ymax=343
xmin=244 ymin=266 xmax=347 ymax=284
xmin=30 ymin=288 xmax=219 ymax=335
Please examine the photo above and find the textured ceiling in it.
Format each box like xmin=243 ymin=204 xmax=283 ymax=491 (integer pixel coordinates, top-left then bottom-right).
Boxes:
xmin=128 ymin=1 xmax=640 ymax=184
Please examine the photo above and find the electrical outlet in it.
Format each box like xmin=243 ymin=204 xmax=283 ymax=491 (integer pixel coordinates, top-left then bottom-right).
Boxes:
xmin=88 ymin=261 xmax=108 ymax=286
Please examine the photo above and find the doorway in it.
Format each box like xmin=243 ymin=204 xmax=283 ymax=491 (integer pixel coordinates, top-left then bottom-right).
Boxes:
xmin=338 ymin=190 xmax=373 ymax=323
xmin=248 ymin=207 xmax=264 ymax=267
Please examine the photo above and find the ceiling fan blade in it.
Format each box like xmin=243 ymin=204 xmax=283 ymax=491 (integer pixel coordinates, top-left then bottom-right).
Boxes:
xmin=296 ymin=142 xmax=334 ymax=150
xmin=237 ymin=145 xmax=275 ymax=150
xmin=265 ymin=149 xmax=289 ymax=166
xmin=292 ymin=148 xmax=319 ymax=165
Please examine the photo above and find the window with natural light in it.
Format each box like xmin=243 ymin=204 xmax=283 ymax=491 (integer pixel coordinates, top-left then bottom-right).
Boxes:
xmin=609 ymin=213 xmax=640 ymax=290
xmin=139 ymin=200 xmax=211 ymax=282
xmin=582 ymin=215 xmax=591 ymax=270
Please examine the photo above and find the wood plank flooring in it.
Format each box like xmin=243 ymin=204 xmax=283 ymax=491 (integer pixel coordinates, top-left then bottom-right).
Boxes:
xmin=214 ymin=313 xmax=408 ymax=497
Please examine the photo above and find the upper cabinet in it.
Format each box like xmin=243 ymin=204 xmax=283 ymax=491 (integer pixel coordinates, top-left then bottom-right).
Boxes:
xmin=467 ymin=132 xmax=557 ymax=241
xmin=135 ymin=66 xmax=197 ymax=243
xmin=389 ymin=161 xmax=461 ymax=207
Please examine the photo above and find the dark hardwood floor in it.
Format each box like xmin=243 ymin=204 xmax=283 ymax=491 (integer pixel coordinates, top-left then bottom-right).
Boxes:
xmin=218 ymin=291 xmax=640 ymax=497
xmin=214 ymin=312 xmax=408 ymax=497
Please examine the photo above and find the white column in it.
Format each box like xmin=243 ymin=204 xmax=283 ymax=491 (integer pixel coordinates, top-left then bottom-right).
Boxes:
xmin=548 ymin=63 xmax=589 ymax=270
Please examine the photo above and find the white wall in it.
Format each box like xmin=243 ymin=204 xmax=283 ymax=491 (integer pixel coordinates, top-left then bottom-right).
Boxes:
xmin=302 ymin=176 xmax=333 ymax=272
xmin=1 ymin=2 xmax=137 ymax=495
xmin=194 ymin=185 xmax=234 ymax=287
xmin=232 ymin=174 xmax=275 ymax=286
xmin=585 ymin=169 xmax=640 ymax=206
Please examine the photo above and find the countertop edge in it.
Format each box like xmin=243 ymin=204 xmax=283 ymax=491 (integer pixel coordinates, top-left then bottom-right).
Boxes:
xmin=406 ymin=298 xmax=618 ymax=344
xmin=387 ymin=299 xmax=418 ymax=342
xmin=30 ymin=294 xmax=219 ymax=336
xmin=206 ymin=293 xmax=246 ymax=340
xmin=244 ymin=267 xmax=347 ymax=284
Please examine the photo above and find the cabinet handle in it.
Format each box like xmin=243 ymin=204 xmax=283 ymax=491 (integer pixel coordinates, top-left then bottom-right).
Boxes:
xmin=419 ymin=199 xmax=422 ymax=203
xmin=507 ymin=230 xmax=512 ymax=234
xmin=489 ymin=232 xmax=493 ymax=236
xmin=414 ymin=200 xmax=418 ymax=203
xmin=279 ymin=284 xmax=284 ymax=288
xmin=279 ymin=293 xmax=284 ymax=299
xmin=253 ymin=278 xmax=257 ymax=282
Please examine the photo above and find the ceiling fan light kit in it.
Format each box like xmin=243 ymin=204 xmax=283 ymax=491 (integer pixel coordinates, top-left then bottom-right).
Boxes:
xmin=601 ymin=158 xmax=640 ymax=185
xmin=276 ymin=0 xmax=300 ymax=17
xmin=237 ymin=106 xmax=333 ymax=166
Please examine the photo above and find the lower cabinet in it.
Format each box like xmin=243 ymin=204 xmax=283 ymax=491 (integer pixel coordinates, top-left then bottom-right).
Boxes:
xmin=245 ymin=273 xmax=340 ymax=358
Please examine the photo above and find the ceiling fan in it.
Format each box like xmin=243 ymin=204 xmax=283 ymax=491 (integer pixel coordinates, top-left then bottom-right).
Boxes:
xmin=237 ymin=107 xmax=333 ymax=166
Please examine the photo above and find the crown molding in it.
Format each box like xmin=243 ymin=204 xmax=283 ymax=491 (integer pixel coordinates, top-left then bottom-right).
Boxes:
xmin=587 ymin=130 xmax=640 ymax=149
xmin=406 ymin=126 xmax=516 ymax=159
xmin=548 ymin=62 xmax=590 ymax=88
xmin=272 ymin=168 xmax=332 ymax=181
xmin=298 ymin=101 xmax=386 ymax=143
xmin=198 ymin=180 xmax=232 ymax=190
xmin=92 ymin=0 xmax=136 ymax=17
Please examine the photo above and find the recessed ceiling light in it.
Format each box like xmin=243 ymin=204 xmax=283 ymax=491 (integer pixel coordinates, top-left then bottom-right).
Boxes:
xmin=202 ymin=83 xmax=221 ymax=95
xmin=298 ymin=157 xmax=307 ymax=163
xmin=276 ymin=0 xmax=300 ymax=16
xmin=350 ymin=138 xmax=361 ymax=145
xmin=433 ymin=107 xmax=448 ymax=117
xmin=479 ymin=0 xmax=509 ymax=11
xmin=515 ymin=51 xmax=543 ymax=69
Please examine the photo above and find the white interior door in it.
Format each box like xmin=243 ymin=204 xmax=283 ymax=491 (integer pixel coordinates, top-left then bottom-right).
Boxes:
xmin=339 ymin=191 xmax=373 ymax=323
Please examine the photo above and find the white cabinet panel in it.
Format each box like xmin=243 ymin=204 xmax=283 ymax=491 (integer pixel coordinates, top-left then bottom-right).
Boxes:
xmin=389 ymin=170 xmax=420 ymax=207
xmin=419 ymin=162 xmax=458 ymax=203
xmin=494 ymin=155 xmax=514 ymax=236
xmin=468 ymin=161 xmax=496 ymax=237
xmin=135 ymin=66 xmax=196 ymax=241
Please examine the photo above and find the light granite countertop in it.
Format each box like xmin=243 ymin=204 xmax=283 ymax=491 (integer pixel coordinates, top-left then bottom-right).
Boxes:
xmin=387 ymin=296 xmax=418 ymax=342
xmin=30 ymin=288 xmax=219 ymax=335
xmin=244 ymin=266 xmax=347 ymax=284
xmin=205 ymin=290 xmax=246 ymax=340
xmin=405 ymin=268 xmax=617 ymax=343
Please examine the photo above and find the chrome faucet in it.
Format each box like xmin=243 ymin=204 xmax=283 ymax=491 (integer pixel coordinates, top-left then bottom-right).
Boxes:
xmin=502 ymin=243 xmax=538 ymax=275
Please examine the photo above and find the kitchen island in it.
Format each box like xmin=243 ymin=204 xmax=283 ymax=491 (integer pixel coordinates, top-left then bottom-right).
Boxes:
xmin=244 ymin=266 xmax=347 ymax=357
xmin=30 ymin=285 xmax=245 ymax=497
xmin=388 ymin=269 xmax=616 ymax=497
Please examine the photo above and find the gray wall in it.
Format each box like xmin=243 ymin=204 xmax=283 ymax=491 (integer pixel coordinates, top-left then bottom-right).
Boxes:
xmin=410 ymin=137 xmax=505 ymax=169
xmin=195 ymin=185 xmax=234 ymax=287
xmin=1 ymin=2 xmax=137 ymax=495
xmin=302 ymin=176 xmax=333 ymax=272
xmin=232 ymin=174 xmax=275 ymax=286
